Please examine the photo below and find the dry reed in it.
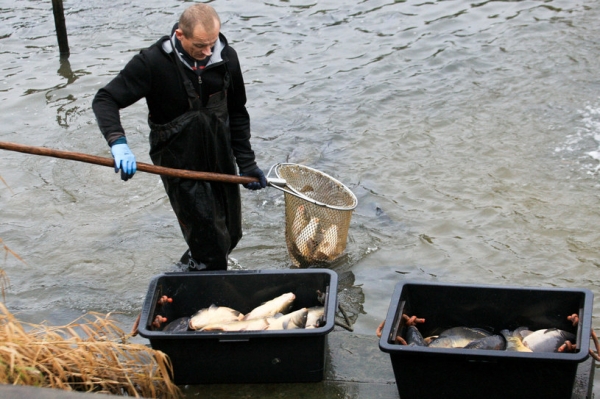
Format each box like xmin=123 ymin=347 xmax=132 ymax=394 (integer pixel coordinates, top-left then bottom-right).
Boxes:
xmin=0 ymin=238 xmax=17 ymax=301
xmin=2 ymin=179 xmax=181 ymax=396
xmin=0 ymin=303 xmax=182 ymax=398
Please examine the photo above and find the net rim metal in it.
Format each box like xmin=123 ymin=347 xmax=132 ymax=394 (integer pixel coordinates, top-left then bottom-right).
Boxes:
xmin=269 ymin=163 xmax=358 ymax=211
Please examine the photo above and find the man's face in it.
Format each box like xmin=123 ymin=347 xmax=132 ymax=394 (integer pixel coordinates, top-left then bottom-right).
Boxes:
xmin=176 ymin=19 xmax=220 ymax=61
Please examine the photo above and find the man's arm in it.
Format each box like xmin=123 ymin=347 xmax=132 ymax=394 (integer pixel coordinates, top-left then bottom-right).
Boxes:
xmin=92 ymin=53 xmax=153 ymax=146
xmin=225 ymin=48 xmax=258 ymax=174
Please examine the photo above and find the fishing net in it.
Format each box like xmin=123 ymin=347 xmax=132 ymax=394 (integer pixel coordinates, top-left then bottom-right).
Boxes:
xmin=269 ymin=163 xmax=357 ymax=268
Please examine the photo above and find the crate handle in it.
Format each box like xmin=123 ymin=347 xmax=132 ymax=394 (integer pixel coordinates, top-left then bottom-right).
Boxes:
xmin=321 ymin=285 xmax=331 ymax=326
xmin=146 ymin=287 xmax=162 ymax=330
xmin=389 ymin=300 xmax=406 ymax=344
xmin=575 ymin=307 xmax=584 ymax=352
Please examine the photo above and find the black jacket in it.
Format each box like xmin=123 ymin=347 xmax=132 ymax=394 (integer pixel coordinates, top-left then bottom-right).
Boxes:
xmin=92 ymin=33 xmax=258 ymax=173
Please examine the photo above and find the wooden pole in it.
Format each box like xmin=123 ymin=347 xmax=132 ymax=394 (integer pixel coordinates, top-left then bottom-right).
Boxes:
xmin=52 ymin=0 xmax=70 ymax=57
xmin=0 ymin=141 xmax=259 ymax=185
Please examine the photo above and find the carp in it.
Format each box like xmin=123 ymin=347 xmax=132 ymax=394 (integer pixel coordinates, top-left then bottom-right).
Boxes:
xmin=162 ymin=317 xmax=191 ymax=333
xmin=295 ymin=217 xmax=320 ymax=258
xmin=200 ymin=318 xmax=270 ymax=332
xmin=427 ymin=326 xmax=492 ymax=348
xmin=522 ymin=328 xmax=576 ymax=352
xmin=305 ymin=306 xmax=325 ymax=329
xmin=243 ymin=292 xmax=296 ymax=321
xmin=267 ymin=308 xmax=309 ymax=330
xmin=500 ymin=327 xmax=532 ymax=352
xmin=463 ymin=334 xmax=506 ymax=350
xmin=314 ymin=224 xmax=341 ymax=261
xmin=405 ymin=325 xmax=427 ymax=346
xmin=291 ymin=205 xmax=309 ymax=239
xmin=189 ymin=305 xmax=244 ymax=330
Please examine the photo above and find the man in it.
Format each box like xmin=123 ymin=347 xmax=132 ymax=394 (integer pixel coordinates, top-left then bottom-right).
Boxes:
xmin=92 ymin=4 xmax=267 ymax=271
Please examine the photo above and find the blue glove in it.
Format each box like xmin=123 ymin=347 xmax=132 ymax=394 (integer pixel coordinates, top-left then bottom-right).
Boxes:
xmin=241 ymin=167 xmax=267 ymax=190
xmin=110 ymin=143 xmax=136 ymax=181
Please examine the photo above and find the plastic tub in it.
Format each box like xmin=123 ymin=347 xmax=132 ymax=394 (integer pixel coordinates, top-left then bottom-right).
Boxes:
xmin=379 ymin=281 xmax=593 ymax=399
xmin=138 ymin=269 xmax=337 ymax=384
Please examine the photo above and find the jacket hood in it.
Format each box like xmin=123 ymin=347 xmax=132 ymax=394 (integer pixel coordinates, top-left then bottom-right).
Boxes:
xmin=163 ymin=23 xmax=227 ymax=70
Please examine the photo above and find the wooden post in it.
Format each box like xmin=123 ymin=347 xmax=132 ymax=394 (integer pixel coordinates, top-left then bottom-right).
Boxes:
xmin=52 ymin=0 xmax=69 ymax=57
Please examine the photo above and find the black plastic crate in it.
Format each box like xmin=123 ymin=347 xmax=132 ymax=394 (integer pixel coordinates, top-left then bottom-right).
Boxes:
xmin=379 ymin=281 xmax=593 ymax=399
xmin=138 ymin=269 xmax=337 ymax=385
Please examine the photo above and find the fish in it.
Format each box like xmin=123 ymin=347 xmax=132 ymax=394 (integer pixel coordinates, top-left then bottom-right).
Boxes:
xmin=291 ymin=205 xmax=309 ymax=239
xmin=423 ymin=335 xmax=439 ymax=346
xmin=243 ymin=292 xmax=296 ymax=321
xmin=295 ymin=217 xmax=320 ymax=258
xmin=522 ymin=328 xmax=576 ymax=352
xmin=188 ymin=304 xmax=244 ymax=330
xmin=405 ymin=325 xmax=427 ymax=346
xmin=162 ymin=316 xmax=191 ymax=333
xmin=299 ymin=184 xmax=315 ymax=194
xmin=267 ymin=308 xmax=309 ymax=330
xmin=200 ymin=318 xmax=270 ymax=332
xmin=428 ymin=327 xmax=492 ymax=348
xmin=463 ymin=334 xmax=506 ymax=350
xmin=314 ymin=224 xmax=341 ymax=261
xmin=500 ymin=327 xmax=532 ymax=352
xmin=305 ymin=306 xmax=325 ymax=329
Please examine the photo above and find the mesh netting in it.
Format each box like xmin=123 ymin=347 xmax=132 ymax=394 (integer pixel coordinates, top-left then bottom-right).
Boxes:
xmin=274 ymin=164 xmax=357 ymax=268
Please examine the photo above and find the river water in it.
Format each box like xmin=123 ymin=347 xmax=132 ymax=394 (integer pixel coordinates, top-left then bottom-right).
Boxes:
xmin=1 ymin=0 xmax=600 ymax=395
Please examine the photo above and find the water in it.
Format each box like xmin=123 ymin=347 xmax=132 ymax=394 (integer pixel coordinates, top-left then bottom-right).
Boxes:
xmin=1 ymin=0 xmax=600 ymax=395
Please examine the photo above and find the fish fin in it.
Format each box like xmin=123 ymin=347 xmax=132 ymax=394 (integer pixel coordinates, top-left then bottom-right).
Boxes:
xmin=518 ymin=328 xmax=533 ymax=339
xmin=200 ymin=325 xmax=224 ymax=331
xmin=424 ymin=335 xmax=438 ymax=345
xmin=467 ymin=327 xmax=493 ymax=336
xmin=260 ymin=319 xmax=270 ymax=330
xmin=242 ymin=319 xmax=269 ymax=331
xmin=543 ymin=328 xmax=559 ymax=334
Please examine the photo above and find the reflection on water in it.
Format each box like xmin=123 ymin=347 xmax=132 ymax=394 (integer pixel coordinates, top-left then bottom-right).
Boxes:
xmin=57 ymin=56 xmax=76 ymax=84
xmin=1 ymin=0 xmax=600 ymax=395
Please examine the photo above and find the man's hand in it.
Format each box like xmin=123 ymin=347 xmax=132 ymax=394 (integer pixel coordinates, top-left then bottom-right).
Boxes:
xmin=241 ymin=167 xmax=267 ymax=190
xmin=111 ymin=143 xmax=137 ymax=181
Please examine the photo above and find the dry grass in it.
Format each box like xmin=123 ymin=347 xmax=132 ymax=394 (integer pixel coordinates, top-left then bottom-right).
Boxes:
xmin=0 ymin=174 xmax=12 ymax=194
xmin=0 ymin=238 xmax=18 ymax=302
xmin=0 ymin=194 xmax=181 ymax=397
xmin=0 ymin=303 xmax=182 ymax=398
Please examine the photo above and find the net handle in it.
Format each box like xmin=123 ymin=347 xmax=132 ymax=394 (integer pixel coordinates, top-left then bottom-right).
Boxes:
xmin=266 ymin=163 xmax=357 ymax=211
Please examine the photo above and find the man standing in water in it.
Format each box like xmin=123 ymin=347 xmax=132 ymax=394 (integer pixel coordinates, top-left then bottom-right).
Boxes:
xmin=92 ymin=3 xmax=267 ymax=271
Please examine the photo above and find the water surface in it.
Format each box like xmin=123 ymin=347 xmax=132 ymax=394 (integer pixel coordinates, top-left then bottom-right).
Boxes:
xmin=1 ymin=0 xmax=600 ymax=395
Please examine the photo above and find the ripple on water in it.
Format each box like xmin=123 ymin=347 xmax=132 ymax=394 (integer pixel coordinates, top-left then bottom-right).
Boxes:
xmin=1 ymin=4 xmax=600 ymax=396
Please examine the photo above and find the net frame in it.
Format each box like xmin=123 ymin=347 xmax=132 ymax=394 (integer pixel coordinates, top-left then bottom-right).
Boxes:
xmin=268 ymin=163 xmax=357 ymax=268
